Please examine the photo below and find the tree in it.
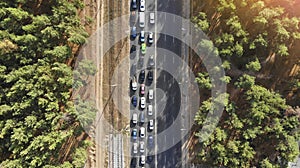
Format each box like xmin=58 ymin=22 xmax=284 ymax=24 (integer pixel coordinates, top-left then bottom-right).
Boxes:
xmin=0 ymin=0 xmax=90 ymax=167
xmin=195 ymin=83 xmax=299 ymax=167
xmin=193 ymin=1 xmax=300 ymax=166
xmin=246 ymin=58 xmax=261 ymax=72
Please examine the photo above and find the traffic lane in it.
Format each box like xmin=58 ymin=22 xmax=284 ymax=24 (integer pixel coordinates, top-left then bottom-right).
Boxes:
xmin=136 ymin=24 xmax=156 ymax=168
xmin=129 ymin=20 xmax=145 ymax=168
xmin=154 ymin=17 xmax=184 ymax=168
xmin=156 ymin=20 xmax=182 ymax=58
xmin=129 ymin=36 xmax=138 ymax=168
xmin=146 ymin=0 xmax=155 ymax=11
xmin=130 ymin=11 xmax=138 ymax=27
xmin=136 ymin=0 xmax=155 ymax=167
xmin=155 ymin=70 xmax=181 ymax=134
xmin=144 ymin=60 xmax=155 ymax=168
xmin=155 ymin=15 xmax=182 ymax=45
xmin=156 ymin=35 xmax=181 ymax=57
xmin=155 ymin=0 xmax=186 ymax=167
xmin=157 ymin=139 xmax=182 ymax=168
xmin=154 ymin=69 xmax=182 ymax=167
xmin=157 ymin=0 xmax=182 ymax=16
xmin=130 ymin=72 xmax=154 ymax=168
xmin=130 ymin=0 xmax=157 ymax=167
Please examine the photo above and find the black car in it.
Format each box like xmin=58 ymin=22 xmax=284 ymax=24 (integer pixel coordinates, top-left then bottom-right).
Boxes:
xmin=148 ymin=70 xmax=153 ymax=81
xmin=131 ymin=157 xmax=137 ymax=167
xmin=147 ymin=155 xmax=154 ymax=162
xmin=131 ymin=0 xmax=137 ymax=10
xmin=140 ymin=70 xmax=145 ymax=82
xmin=130 ymin=45 xmax=136 ymax=53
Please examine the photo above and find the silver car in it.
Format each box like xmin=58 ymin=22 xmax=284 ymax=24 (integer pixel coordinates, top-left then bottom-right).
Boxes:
xmin=140 ymin=155 xmax=146 ymax=165
xmin=133 ymin=142 xmax=138 ymax=154
xmin=148 ymin=104 xmax=153 ymax=116
xmin=149 ymin=89 xmax=153 ymax=100
xmin=140 ymin=31 xmax=145 ymax=43
xmin=149 ymin=119 xmax=154 ymax=131
xmin=132 ymin=113 xmax=138 ymax=124
xmin=131 ymin=76 xmax=137 ymax=91
xmin=150 ymin=12 xmax=155 ymax=24
xmin=148 ymin=32 xmax=154 ymax=44
xmin=140 ymin=141 xmax=145 ymax=153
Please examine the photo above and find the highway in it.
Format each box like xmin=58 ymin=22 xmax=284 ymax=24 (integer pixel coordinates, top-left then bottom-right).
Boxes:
xmin=129 ymin=0 xmax=190 ymax=167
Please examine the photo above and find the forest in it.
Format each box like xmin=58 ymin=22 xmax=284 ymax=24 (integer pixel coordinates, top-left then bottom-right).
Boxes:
xmin=193 ymin=0 xmax=300 ymax=167
xmin=0 ymin=0 xmax=90 ymax=167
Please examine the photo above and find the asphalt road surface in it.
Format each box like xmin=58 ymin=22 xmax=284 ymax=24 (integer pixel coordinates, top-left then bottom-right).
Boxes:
xmin=129 ymin=0 xmax=157 ymax=167
xmin=129 ymin=0 xmax=189 ymax=167
xmin=155 ymin=0 xmax=189 ymax=168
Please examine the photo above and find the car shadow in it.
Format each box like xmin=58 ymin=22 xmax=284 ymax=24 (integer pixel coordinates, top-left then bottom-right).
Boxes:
xmin=130 ymin=157 xmax=137 ymax=168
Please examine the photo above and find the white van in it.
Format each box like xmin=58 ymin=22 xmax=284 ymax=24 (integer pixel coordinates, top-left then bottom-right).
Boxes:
xmin=139 ymin=12 xmax=145 ymax=28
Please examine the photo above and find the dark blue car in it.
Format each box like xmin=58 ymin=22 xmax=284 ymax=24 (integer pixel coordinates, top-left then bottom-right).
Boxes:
xmin=132 ymin=95 xmax=137 ymax=107
xmin=132 ymin=0 xmax=137 ymax=10
xmin=139 ymin=70 xmax=145 ymax=82
xmin=148 ymin=135 xmax=154 ymax=148
xmin=132 ymin=129 xmax=137 ymax=140
xmin=148 ymin=70 xmax=153 ymax=81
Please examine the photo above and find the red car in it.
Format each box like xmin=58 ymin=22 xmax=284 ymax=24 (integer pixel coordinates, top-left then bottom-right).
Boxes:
xmin=140 ymin=84 xmax=145 ymax=95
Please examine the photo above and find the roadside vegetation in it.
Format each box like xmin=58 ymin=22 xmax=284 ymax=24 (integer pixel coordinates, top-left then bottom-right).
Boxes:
xmin=193 ymin=0 xmax=300 ymax=167
xmin=0 ymin=0 xmax=92 ymax=167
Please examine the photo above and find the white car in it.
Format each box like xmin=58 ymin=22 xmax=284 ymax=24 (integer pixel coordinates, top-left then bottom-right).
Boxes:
xmin=133 ymin=142 xmax=138 ymax=154
xmin=149 ymin=119 xmax=154 ymax=131
xmin=148 ymin=32 xmax=153 ymax=44
xmin=140 ymin=141 xmax=145 ymax=153
xmin=150 ymin=12 xmax=155 ymax=24
xmin=140 ymin=155 xmax=146 ymax=165
xmin=140 ymin=31 xmax=145 ymax=43
xmin=131 ymin=77 xmax=137 ymax=91
xmin=132 ymin=113 xmax=137 ymax=124
xmin=149 ymin=89 xmax=153 ymax=100
xmin=140 ymin=97 xmax=146 ymax=109
xmin=140 ymin=127 xmax=145 ymax=138
xmin=148 ymin=104 xmax=153 ymax=116
xmin=140 ymin=0 xmax=145 ymax=12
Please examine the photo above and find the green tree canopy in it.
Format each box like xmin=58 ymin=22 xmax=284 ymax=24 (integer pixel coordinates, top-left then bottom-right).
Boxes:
xmin=0 ymin=0 xmax=89 ymax=167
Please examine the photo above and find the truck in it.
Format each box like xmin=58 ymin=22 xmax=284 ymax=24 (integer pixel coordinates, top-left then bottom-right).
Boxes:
xmin=139 ymin=12 xmax=145 ymax=28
